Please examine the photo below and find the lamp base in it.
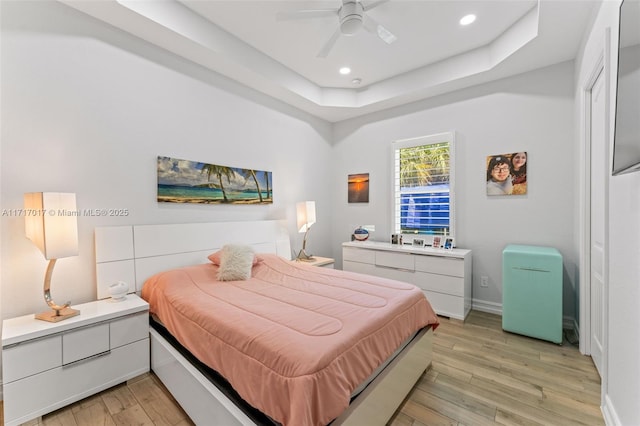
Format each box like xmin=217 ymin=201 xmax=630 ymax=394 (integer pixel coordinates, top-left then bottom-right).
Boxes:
xmin=296 ymin=249 xmax=315 ymax=262
xmin=297 ymin=257 xmax=317 ymax=262
xmin=35 ymin=307 xmax=80 ymax=323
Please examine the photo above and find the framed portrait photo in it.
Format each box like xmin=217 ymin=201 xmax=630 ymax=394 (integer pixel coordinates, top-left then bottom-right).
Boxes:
xmin=486 ymin=152 xmax=527 ymax=196
xmin=444 ymin=237 xmax=455 ymax=250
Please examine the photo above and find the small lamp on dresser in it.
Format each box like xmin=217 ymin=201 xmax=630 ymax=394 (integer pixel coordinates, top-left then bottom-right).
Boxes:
xmin=24 ymin=192 xmax=80 ymax=322
xmin=296 ymin=200 xmax=316 ymax=261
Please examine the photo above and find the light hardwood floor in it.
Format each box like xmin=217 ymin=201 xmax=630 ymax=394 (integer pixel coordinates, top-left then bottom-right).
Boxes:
xmin=2 ymin=373 xmax=193 ymax=426
xmin=390 ymin=311 xmax=603 ymax=426
xmin=3 ymin=311 xmax=603 ymax=426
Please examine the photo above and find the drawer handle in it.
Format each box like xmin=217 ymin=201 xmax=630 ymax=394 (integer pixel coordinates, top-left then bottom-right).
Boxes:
xmin=63 ymin=350 xmax=111 ymax=367
xmin=513 ymin=267 xmax=550 ymax=273
xmin=375 ymin=264 xmax=415 ymax=273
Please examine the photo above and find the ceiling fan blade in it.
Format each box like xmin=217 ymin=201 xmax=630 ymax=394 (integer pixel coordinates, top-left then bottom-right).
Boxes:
xmin=363 ymin=14 xmax=397 ymax=44
xmin=317 ymin=27 xmax=343 ymax=58
xmin=362 ymin=0 xmax=390 ymax=12
xmin=276 ymin=9 xmax=337 ymax=21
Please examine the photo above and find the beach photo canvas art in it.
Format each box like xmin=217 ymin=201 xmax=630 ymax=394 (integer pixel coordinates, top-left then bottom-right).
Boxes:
xmin=348 ymin=173 xmax=370 ymax=203
xmin=157 ymin=156 xmax=273 ymax=204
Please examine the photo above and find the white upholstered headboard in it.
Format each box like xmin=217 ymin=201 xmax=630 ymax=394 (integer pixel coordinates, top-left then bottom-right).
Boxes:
xmin=94 ymin=220 xmax=291 ymax=300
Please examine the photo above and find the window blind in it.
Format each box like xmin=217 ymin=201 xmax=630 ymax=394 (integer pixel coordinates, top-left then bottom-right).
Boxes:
xmin=393 ymin=138 xmax=453 ymax=237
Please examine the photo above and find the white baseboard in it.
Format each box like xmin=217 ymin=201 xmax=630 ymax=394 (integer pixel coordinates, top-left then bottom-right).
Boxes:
xmin=472 ymin=299 xmax=578 ymax=337
xmin=471 ymin=298 xmax=502 ymax=315
xmin=602 ymin=393 xmax=620 ymax=425
xmin=572 ymin=317 xmax=580 ymax=339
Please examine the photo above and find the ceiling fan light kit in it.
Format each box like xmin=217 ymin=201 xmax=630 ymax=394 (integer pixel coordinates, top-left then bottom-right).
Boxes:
xmin=339 ymin=1 xmax=364 ymax=35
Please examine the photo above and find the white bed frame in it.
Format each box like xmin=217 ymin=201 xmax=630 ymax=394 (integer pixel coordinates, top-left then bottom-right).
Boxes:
xmin=94 ymin=220 xmax=433 ymax=425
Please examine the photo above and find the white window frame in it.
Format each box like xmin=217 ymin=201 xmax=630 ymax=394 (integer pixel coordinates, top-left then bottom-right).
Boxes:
xmin=391 ymin=131 xmax=456 ymax=245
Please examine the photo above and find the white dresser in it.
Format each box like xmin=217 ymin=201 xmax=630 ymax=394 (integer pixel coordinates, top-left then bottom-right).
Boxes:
xmin=2 ymin=295 xmax=150 ymax=426
xmin=342 ymin=241 xmax=472 ymax=320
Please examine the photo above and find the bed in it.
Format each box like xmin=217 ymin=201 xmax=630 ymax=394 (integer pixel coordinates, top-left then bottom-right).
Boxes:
xmin=95 ymin=220 xmax=439 ymax=426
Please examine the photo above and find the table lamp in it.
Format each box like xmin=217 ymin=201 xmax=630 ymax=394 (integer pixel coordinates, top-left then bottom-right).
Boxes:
xmin=296 ymin=201 xmax=316 ymax=261
xmin=24 ymin=192 xmax=80 ymax=322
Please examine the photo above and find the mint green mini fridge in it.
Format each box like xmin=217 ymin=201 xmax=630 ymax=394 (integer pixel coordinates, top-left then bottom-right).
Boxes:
xmin=502 ymin=245 xmax=563 ymax=344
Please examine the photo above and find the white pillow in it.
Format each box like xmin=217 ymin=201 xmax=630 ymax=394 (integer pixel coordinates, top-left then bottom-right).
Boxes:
xmin=216 ymin=244 xmax=255 ymax=281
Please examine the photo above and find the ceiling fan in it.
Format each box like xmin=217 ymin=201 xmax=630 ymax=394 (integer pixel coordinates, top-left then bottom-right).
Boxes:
xmin=276 ymin=0 xmax=397 ymax=58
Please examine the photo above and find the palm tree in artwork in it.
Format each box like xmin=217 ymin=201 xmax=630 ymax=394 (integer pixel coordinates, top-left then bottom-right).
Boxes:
xmin=244 ymin=169 xmax=263 ymax=202
xmin=263 ymin=171 xmax=271 ymax=200
xmin=201 ymin=164 xmax=234 ymax=202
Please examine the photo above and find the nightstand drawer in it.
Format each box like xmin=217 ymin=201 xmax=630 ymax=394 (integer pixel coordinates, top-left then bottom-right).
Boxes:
xmin=110 ymin=312 xmax=148 ymax=348
xmin=2 ymin=336 xmax=62 ymax=383
xmin=62 ymin=323 xmax=110 ymax=365
xmin=2 ymin=295 xmax=150 ymax=426
xmin=3 ymin=338 xmax=149 ymax=425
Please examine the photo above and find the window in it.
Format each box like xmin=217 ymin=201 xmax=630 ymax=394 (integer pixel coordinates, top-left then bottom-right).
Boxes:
xmin=392 ymin=132 xmax=455 ymax=239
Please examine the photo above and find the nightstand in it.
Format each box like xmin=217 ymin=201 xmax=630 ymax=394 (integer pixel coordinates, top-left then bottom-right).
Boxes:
xmin=1 ymin=294 xmax=150 ymax=426
xmin=297 ymin=256 xmax=335 ymax=268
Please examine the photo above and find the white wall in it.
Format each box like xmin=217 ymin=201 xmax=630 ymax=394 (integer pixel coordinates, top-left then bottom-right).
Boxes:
xmin=0 ymin=0 xmax=333 ymax=320
xmin=4 ymin=1 xmax=638 ymax=423
xmin=575 ymin=0 xmax=640 ymax=423
xmin=331 ymin=62 xmax=577 ymax=317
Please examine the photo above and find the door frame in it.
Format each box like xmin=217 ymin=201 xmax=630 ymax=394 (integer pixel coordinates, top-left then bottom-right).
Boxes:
xmin=579 ymin=29 xmax=611 ymax=403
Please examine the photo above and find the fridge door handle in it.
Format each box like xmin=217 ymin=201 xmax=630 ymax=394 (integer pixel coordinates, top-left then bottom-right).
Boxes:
xmin=513 ymin=267 xmax=550 ymax=273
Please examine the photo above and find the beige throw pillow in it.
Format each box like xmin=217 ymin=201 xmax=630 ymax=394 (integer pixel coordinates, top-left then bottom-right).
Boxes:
xmin=215 ymin=244 xmax=255 ymax=281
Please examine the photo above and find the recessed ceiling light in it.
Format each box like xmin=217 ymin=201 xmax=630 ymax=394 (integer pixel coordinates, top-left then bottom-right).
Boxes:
xmin=339 ymin=67 xmax=351 ymax=75
xmin=351 ymin=78 xmax=362 ymax=85
xmin=460 ymin=14 xmax=476 ymax=26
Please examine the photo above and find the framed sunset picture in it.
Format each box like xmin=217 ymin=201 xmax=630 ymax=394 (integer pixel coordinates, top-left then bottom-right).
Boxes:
xmin=348 ymin=173 xmax=369 ymax=203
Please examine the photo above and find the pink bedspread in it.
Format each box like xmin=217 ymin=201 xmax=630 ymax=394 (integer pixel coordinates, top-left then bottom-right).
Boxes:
xmin=142 ymin=254 xmax=439 ymax=426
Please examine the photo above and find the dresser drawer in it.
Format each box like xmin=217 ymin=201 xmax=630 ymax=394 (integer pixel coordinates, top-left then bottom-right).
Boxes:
xmin=2 ymin=336 xmax=62 ymax=383
xmin=414 ymin=271 xmax=464 ymax=296
xmin=415 ymin=255 xmax=464 ymax=277
xmin=343 ymin=247 xmax=375 ymax=264
xmin=62 ymin=323 xmax=110 ymax=365
xmin=373 ymin=264 xmax=415 ymax=284
xmin=342 ymin=242 xmax=471 ymax=321
xmin=343 ymin=260 xmax=376 ymax=275
xmin=110 ymin=313 xmax=148 ymax=348
xmin=375 ymin=251 xmax=414 ymax=271
xmin=422 ymin=290 xmax=466 ymax=320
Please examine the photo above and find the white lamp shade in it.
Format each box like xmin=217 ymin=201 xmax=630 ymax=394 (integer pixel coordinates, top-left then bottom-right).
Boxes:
xmin=296 ymin=201 xmax=316 ymax=233
xmin=24 ymin=192 xmax=79 ymax=260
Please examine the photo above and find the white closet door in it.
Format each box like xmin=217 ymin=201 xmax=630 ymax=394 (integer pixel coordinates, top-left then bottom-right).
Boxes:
xmin=589 ymin=68 xmax=606 ymax=376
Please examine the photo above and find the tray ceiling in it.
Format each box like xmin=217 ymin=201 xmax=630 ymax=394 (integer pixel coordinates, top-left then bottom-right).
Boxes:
xmin=60 ymin=0 xmax=599 ymax=122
